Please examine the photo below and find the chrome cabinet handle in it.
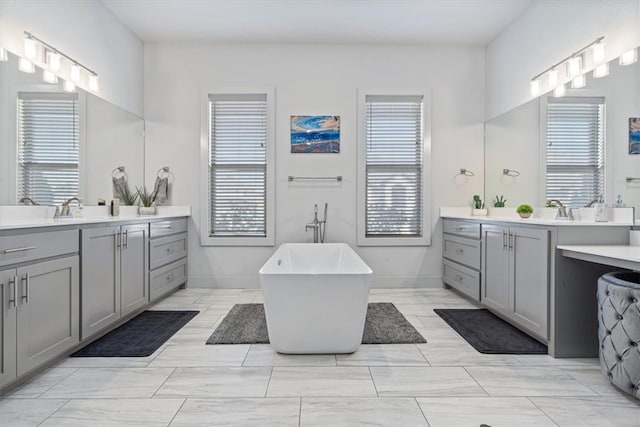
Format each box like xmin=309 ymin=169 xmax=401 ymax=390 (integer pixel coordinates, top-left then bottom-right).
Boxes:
xmin=166 ymin=247 xmax=176 ymax=253
xmin=160 ymin=225 xmax=173 ymax=229
xmin=123 ymin=230 xmax=128 ymax=249
xmin=166 ymin=274 xmax=174 ymax=282
xmin=455 ymin=275 xmax=464 ymax=282
xmin=4 ymin=246 xmax=36 ymax=254
xmin=9 ymin=276 xmax=17 ymax=307
xmin=502 ymin=231 xmax=507 ymax=250
xmin=21 ymin=273 xmax=29 ymax=303
xmin=508 ymin=233 xmax=514 ymax=251
xmin=455 ymin=248 xmax=464 ymax=254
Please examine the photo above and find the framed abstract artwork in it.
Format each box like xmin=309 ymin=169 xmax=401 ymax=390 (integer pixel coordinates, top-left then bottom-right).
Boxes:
xmin=290 ymin=115 xmax=340 ymax=153
xmin=630 ymin=118 xmax=640 ymax=154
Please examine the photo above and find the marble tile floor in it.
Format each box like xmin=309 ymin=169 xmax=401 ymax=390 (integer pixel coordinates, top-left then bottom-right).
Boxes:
xmin=2 ymin=287 xmax=639 ymax=426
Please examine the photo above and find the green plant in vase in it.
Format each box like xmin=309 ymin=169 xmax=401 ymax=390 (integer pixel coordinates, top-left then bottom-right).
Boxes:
xmin=472 ymin=195 xmax=487 ymax=215
xmin=136 ymin=186 xmax=158 ymax=215
xmin=119 ymin=185 xmax=139 ymax=206
xmin=517 ymin=204 xmax=534 ymax=219
xmin=494 ymin=195 xmax=506 ymax=207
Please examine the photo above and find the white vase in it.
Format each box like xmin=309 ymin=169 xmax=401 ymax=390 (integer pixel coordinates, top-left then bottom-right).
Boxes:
xmin=138 ymin=206 xmax=157 ymax=216
xmin=472 ymin=208 xmax=488 ymax=216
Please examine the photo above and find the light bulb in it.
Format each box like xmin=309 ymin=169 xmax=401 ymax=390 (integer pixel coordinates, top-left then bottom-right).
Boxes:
xmin=43 ymin=70 xmax=58 ymax=84
xmin=63 ymin=80 xmax=76 ymax=92
xmin=24 ymin=36 xmax=37 ymax=59
xmin=567 ymin=56 xmax=582 ymax=76
xmin=553 ymin=84 xmax=566 ymax=97
xmin=70 ymin=64 xmax=81 ymax=82
xmin=47 ymin=51 xmax=61 ymax=72
xmin=592 ymin=42 xmax=605 ymax=64
xmin=571 ymin=74 xmax=586 ymax=89
xmin=0 ymin=47 xmax=7 ymax=62
xmin=619 ymin=48 xmax=638 ymax=66
xmin=530 ymin=79 xmax=540 ymax=96
xmin=548 ymin=69 xmax=559 ymax=87
xmin=88 ymin=74 xmax=99 ymax=92
xmin=18 ymin=57 xmax=35 ymax=73
xmin=593 ymin=63 xmax=609 ymax=78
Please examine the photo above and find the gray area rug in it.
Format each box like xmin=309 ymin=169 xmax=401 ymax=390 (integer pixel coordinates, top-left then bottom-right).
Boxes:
xmin=434 ymin=308 xmax=547 ymax=354
xmin=206 ymin=302 xmax=426 ymax=345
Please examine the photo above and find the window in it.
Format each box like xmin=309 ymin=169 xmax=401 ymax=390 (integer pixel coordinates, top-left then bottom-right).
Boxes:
xmin=358 ymin=92 xmax=431 ymax=246
xmin=17 ymin=92 xmax=79 ymax=205
xmin=201 ymin=89 xmax=274 ymax=246
xmin=545 ymin=96 xmax=605 ymax=207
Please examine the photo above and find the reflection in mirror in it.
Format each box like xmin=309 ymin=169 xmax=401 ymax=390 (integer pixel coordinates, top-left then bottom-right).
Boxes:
xmin=0 ymin=50 xmax=144 ymax=206
xmin=485 ymin=48 xmax=640 ymax=213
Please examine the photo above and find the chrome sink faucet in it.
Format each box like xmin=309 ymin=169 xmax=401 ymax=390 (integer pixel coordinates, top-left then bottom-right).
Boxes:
xmin=547 ymin=199 xmax=574 ymax=220
xmin=60 ymin=197 xmax=83 ymax=218
xmin=19 ymin=197 xmax=38 ymax=205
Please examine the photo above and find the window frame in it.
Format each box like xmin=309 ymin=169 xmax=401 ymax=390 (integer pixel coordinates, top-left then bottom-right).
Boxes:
xmin=200 ymin=87 xmax=275 ymax=246
xmin=357 ymin=88 xmax=432 ymax=247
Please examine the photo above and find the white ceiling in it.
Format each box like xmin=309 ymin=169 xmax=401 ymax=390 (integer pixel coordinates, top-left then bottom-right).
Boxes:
xmin=101 ymin=0 xmax=532 ymax=45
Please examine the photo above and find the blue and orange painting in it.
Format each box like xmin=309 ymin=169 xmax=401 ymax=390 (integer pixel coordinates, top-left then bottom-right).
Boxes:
xmin=630 ymin=118 xmax=640 ymax=154
xmin=291 ymin=115 xmax=340 ymax=153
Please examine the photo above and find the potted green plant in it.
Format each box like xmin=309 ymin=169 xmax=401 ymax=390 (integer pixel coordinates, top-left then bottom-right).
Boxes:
xmin=494 ymin=195 xmax=506 ymax=207
xmin=136 ymin=186 xmax=157 ymax=215
xmin=472 ymin=195 xmax=487 ymax=216
xmin=517 ymin=203 xmax=534 ymax=219
xmin=119 ymin=185 xmax=139 ymax=206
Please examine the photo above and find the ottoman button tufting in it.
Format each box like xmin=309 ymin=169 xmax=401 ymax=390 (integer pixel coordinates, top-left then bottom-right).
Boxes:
xmin=617 ymin=314 xmax=624 ymax=320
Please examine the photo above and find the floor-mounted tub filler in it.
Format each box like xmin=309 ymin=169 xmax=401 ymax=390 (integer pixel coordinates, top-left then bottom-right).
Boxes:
xmin=259 ymin=243 xmax=372 ymax=354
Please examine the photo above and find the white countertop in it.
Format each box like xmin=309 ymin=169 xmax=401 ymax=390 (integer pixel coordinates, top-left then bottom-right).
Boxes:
xmin=0 ymin=205 xmax=191 ymax=231
xmin=440 ymin=207 xmax=635 ymax=227
xmin=558 ymin=244 xmax=640 ymax=271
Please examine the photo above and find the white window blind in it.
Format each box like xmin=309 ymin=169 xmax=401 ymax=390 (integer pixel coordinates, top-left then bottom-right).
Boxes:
xmin=365 ymin=94 xmax=424 ymax=237
xmin=208 ymin=93 xmax=267 ymax=237
xmin=17 ymin=92 xmax=79 ymax=205
xmin=546 ymin=96 xmax=604 ymax=207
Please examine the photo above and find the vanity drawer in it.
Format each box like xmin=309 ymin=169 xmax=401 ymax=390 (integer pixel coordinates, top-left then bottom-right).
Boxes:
xmin=0 ymin=229 xmax=78 ymax=267
xmin=149 ymin=218 xmax=187 ymax=239
xmin=443 ymin=259 xmax=480 ymax=301
xmin=443 ymin=234 xmax=481 ymax=270
xmin=443 ymin=219 xmax=480 ymax=239
xmin=150 ymin=258 xmax=187 ymax=301
xmin=150 ymin=232 xmax=187 ymax=270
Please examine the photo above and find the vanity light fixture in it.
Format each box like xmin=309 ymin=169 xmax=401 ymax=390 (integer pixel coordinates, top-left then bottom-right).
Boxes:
xmin=23 ymin=34 xmax=37 ymax=59
xmin=567 ymin=56 xmax=582 ymax=76
xmin=42 ymin=69 xmax=58 ymax=84
xmin=571 ymin=74 xmax=586 ymax=89
xmin=63 ymin=80 xmax=76 ymax=92
xmin=22 ymin=31 xmax=99 ymax=92
xmin=592 ymin=41 xmax=606 ymax=64
xmin=18 ymin=57 xmax=35 ymax=73
xmin=530 ymin=36 xmax=604 ymax=96
xmin=0 ymin=47 xmax=7 ymax=62
xmin=553 ymin=83 xmax=566 ymax=97
xmin=619 ymin=47 xmax=637 ymax=66
xmin=593 ymin=62 xmax=609 ymax=78
xmin=70 ymin=64 xmax=81 ymax=82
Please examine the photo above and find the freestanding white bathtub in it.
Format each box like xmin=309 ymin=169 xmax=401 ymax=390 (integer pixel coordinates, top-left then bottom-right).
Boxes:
xmin=259 ymin=243 xmax=372 ymax=354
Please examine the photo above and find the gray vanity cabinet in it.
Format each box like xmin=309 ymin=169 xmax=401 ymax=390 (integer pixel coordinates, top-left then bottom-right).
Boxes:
xmin=16 ymin=256 xmax=79 ymax=375
xmin=482 ymin=224 xmax=549 ymax=339
xmin=120 ymin=223 xmax=149 ymax=317
xmin=0 ymin=268 xmax=17 ymax=388
xmin=81 ymin=223 xmax=149 ymax=339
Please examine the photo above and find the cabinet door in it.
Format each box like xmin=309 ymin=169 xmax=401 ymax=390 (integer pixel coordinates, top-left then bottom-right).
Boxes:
xmin=482 ymin=225 xmax=510 ymax=311
xmin=81 ymin=226 xmax=120 ymax=339
xmin=16 ymin=256 xmax=79 ymax=375
xmin=510 ymin=226 xmax=549 ymax=339
xmin=0 ymin=268 xmax=17 ymax=387
xmin=121 ymin=223 xmax=148 ymax=317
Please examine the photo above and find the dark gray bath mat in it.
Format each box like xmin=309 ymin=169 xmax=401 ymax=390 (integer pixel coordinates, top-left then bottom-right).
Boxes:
xmin=72 ymin=310 xmax=199 ymax=357
xmin=206 ymin=302 xmax=426 ymax=345
xmin=434 ymin=308 xmax=547 ymax=354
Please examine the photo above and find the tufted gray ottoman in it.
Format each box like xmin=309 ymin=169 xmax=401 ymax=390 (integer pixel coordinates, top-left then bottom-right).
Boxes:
xmin=597 ymin=271 xmax=640 ymax=399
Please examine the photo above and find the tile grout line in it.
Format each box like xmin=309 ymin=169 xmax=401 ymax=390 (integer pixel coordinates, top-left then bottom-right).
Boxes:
xmin=35 ymin=398 xmax=71 ymax=426
xmin=298 ymin=397 xmax=302 ymax=427
xmin=240 ymin=344 xmax=251 ymax=367
xmin=165 ymin=397 xmax=188 ymax=427
xmin=264 ymin=367 xmax=274 ymax=397
xmin=526 ymin=396 xmax=562 ymax=427
xmin=413 ymin=397 xmax=432 ymax=426
xmin=367 ymin=366 xmax=380 ymax=397
xmin=462 ymin=366 xmax=491 ymax=397
xmin=150 ymin=367 xmax=177 ymax=399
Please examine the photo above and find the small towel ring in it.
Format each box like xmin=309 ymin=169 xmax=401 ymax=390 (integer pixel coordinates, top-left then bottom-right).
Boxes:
xmin=503 ymin=168 xmax=521 ymax=177
xmin=155 ymin=166 xmax=173 ymax=182
xmin=111 ymin=166 xmax=128 ymax=180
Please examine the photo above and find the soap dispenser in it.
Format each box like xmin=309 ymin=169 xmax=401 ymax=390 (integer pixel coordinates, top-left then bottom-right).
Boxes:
xmin=614 ymin=194 xmax=625 ymax=208
xmin=594 ymin=197 xmax=608 ymax=222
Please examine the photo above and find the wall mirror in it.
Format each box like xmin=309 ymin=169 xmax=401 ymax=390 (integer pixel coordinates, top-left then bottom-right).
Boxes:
xmin=0 ymin=50 xmax=145 ymax=206
xmin=485 ymin=47 xmax=640 ymax=213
